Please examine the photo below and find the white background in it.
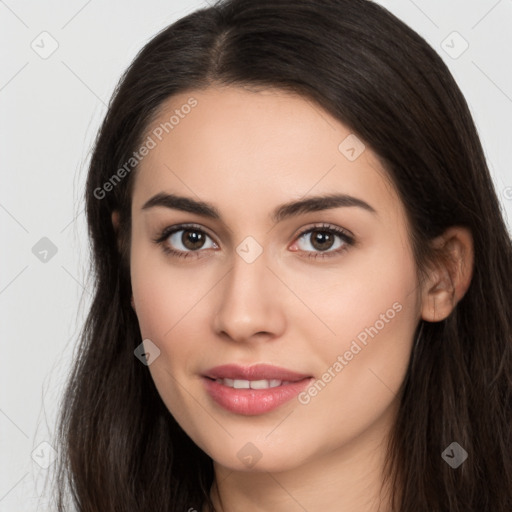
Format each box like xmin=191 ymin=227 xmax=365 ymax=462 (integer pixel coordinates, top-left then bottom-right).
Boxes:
xmin=1 ymin=0 xmax=511 ymax=510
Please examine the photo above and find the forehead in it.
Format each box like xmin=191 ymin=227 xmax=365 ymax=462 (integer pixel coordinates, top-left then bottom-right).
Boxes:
xmin=131 ymin=86 xmax=399 ymax=220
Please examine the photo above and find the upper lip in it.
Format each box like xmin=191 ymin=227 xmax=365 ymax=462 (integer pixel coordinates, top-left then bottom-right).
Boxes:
xmin=204 ymin=364 xmax=311 ymax=382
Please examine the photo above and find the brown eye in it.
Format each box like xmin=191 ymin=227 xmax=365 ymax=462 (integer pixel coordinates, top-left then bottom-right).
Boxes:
xmin=180 ymin=229 xmax=207 ymax=250
xmin=164 ymin=227 xmax=217 ymax=253
xmin=292 ymin=224 xmax=355 ymax=260
xmin=154 ymin=224 xmax=219 ymax=259
xmin=309 ymin=230 xmax=336 ymax=251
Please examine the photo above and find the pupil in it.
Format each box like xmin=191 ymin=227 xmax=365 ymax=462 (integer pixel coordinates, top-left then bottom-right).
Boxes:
xmin=312 ymin=231 xmax=334 ymax=251
xmin=183 ymin=230 xmax=204 ymax=250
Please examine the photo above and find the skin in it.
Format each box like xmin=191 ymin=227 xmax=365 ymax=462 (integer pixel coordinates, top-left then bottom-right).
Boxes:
xmin=112 ymin=86 xmax=473 ymax=512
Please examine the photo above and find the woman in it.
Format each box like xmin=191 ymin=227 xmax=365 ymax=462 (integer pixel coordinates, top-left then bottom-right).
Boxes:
xmin=54 ymin=0 xmax=512 ymax=510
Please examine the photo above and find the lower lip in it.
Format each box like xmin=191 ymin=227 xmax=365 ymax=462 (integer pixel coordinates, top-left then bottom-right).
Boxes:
xmin=202 ymin=377 xmax=313 ymax=415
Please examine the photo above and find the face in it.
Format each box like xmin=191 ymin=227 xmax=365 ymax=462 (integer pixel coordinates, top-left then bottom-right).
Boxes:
xmin=128 ymin=85 xmax=422 ymax=473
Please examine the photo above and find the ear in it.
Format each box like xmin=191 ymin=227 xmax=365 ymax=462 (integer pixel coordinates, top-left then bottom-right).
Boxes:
xmin=111 ymin=210 xmax=122 ymax=253
xmin=420 ymin=226 xmax=474 ymax=322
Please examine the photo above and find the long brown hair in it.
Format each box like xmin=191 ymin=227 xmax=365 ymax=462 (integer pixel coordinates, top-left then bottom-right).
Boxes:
xmin=54 ymin=0 xmax=512 ymax=510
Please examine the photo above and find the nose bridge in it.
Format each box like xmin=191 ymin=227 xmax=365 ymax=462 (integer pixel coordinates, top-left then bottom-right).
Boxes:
xmin=213 ymin=242 xmax=285 ymax=341
xmin=227 ymin=246 xmax=268 ymax=301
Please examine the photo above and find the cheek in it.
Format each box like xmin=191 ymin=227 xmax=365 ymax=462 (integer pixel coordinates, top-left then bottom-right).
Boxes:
xmin=285 ymin=231 xmax=419 ymax=346
xmin=130 ymin=248 xmax=216 ymax=382
xmin=291 ymin=237 xmax=419 ymax=397
xmin=298 ymin=301 xmax=416 ymax=450
xmin=130 ymin=256 xmax=208 ymax=417
xmin=130 ymin=239 xmax=206 ymax=339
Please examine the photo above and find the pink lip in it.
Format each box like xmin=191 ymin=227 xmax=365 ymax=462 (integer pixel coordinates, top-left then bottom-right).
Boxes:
xmin=202 ymin=364 xmax=313 ymax=416
xmin=204 ymin=363 xmax=310 ymax=382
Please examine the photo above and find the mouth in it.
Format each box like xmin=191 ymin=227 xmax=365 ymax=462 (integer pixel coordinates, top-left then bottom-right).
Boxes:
xmin=202 ymin=364 xmax=314 ymax=416
xmin=209 ymin=378 xmax=297 ymax=389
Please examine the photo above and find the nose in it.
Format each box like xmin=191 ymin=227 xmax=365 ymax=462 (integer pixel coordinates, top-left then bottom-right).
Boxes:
xmin=212 ymin=250 xmax=286 ymax=344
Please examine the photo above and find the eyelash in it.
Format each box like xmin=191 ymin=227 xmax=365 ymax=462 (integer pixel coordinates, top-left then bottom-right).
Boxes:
xmin=152 ymin=222 xmax=355 ymax=261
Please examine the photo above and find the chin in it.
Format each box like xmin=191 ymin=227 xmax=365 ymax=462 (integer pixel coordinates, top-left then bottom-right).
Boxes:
xmin=196 ymin=431 xmax=316 ymax=474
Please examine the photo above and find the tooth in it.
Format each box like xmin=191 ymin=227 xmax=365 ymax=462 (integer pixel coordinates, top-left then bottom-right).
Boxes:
xmin=250 ymin=379 xmax=270 ymax=389
xmin=233 ymin=379 xmax=250 ymax=389
xmin=217 ymin=378 xmax=286 ymax=389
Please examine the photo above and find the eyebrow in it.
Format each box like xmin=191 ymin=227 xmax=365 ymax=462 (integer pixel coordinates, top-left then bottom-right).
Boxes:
xmin=141 ymin=192 xmax=377 ymax=223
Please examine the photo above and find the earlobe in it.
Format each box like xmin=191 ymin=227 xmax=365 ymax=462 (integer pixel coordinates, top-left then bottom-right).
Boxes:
xmin=112 ymin=210 xmax=120 ymax=231
xmin=420 ymin=227 xmax=474 ymax=323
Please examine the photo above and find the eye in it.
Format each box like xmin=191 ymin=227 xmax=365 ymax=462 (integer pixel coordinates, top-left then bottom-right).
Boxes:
xmin=290 ymin=223 xmax=355 ymax=259
xmin=153 ymin=222 xmax=355 ymax=261
xmin=153 ymin=223 xmax=218 ymax=259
